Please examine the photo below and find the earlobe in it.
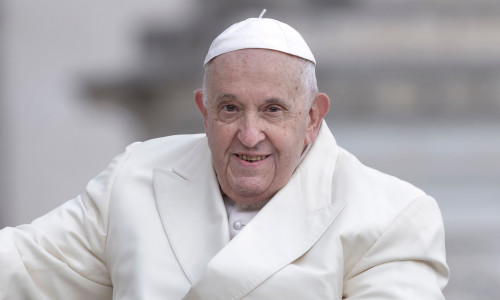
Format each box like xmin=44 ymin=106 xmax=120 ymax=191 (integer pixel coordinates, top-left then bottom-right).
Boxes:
xmin=314 ymin=93 xmax=330 ymax=123
xmin=194 ymin=89 xmax=209 ymax=131
xmin=305 ymin=93 xmax=330 ymax=144
xmin=194 ymin=89 xmax=206 ymax=114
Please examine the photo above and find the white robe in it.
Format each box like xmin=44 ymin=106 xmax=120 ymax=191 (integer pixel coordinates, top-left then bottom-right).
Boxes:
xmin=0 ymin=121 xmax=449 ymax=299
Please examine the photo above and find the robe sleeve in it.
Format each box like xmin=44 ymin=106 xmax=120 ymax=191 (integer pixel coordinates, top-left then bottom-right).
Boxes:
xmin=0 ymin=142 xmax=140 ymax=300
xmin=343 ymin=195 xmax=450 ymax=299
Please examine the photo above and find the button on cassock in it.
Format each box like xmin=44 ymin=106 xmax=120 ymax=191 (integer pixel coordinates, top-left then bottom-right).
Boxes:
xmin=233 ymin=221 xmax=243 ymax=230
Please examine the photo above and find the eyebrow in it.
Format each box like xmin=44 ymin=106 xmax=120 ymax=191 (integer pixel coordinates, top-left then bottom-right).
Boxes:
xmin=215 ymin=94 xmax=238 ymax=105
xmin=214 ymin=94 xmax=292 ymax=110
xmin=264 ymin=98 xmax=292 ymax=110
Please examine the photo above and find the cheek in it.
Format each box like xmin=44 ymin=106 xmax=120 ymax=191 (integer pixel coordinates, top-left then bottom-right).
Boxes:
xmin=275 ymin=128 xmax=305 ymax=156
xmin=208 ymin=123 xmax=236 ymax=152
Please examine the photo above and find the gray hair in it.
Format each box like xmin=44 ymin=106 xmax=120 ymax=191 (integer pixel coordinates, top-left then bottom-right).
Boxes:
xmin=298 ymin=59 xmax=319 ymax=108
xmin=202 ymin=57 xmax=318 ymax=109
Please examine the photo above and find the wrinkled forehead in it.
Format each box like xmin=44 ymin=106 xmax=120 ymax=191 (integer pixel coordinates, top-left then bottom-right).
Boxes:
xmin=203 ymin=49 xmax=308 ymax=108
xmin=205 ymin=49 xmax=304 ymax=84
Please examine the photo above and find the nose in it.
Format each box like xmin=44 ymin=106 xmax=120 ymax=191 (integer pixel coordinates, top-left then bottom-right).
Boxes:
xmin=237 ymin=114 xmax=265 ymax=148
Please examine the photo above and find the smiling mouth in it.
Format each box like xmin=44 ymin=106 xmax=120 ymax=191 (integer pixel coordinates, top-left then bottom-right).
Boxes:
xmin=237 ymin=154 xmax=269 ymax=162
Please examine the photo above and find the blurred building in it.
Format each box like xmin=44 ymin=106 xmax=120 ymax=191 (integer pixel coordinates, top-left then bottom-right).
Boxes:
xmin=1 ymin=0 xmax=499 ymax=298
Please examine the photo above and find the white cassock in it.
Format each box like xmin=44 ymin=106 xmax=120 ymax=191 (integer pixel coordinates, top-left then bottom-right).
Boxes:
xmin=0 ymin=121 xmax=449 ymax=299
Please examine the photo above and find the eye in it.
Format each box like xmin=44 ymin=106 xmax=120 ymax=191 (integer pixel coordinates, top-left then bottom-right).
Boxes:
xmin=265 ymin=105 xmax=281 ymax=113
xmin=221 ymin=104 xmax=238 ymax=112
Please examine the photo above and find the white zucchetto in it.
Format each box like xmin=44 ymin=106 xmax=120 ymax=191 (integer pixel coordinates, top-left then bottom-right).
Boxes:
xmin=204 ymin=10 xmax=316 ymax=66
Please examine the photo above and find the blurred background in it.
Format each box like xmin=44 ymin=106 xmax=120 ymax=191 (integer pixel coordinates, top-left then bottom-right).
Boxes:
xmin=1 ymin=0 xmax=499 ymax=298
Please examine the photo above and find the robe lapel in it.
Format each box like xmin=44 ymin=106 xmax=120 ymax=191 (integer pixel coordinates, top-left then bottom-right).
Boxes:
xmin=153 ymin=138 xmax=230 ymax=285
xmin=183 ymin=122 xmax=348 ymax=300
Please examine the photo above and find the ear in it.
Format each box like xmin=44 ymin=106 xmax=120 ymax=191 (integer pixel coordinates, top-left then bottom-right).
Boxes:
xmin=305 ymin=93 xmax=330 ymax=145
xmin=194 ymin=89 xmax=208 ymax=133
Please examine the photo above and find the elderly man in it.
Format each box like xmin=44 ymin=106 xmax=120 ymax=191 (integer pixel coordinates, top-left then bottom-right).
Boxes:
xmin=0 ymin=13 xmax=448 ymax=299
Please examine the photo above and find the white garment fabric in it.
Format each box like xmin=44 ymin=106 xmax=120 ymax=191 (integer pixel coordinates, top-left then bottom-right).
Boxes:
xmin=0 ymin=121 xmax=449 ymax=299
xmin=223 ymin=195 xmax=268 ymax=239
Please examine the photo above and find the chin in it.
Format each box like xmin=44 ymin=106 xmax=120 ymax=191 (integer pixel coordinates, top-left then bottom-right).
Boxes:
xmin=229 ymin=183 xmax=272 ymax=202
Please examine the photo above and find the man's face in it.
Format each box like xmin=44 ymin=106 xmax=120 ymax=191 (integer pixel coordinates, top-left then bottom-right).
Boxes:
xmin=196 ymin=49 xmax=321 ymax=204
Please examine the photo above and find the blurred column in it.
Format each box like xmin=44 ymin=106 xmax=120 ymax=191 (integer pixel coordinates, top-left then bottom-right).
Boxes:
xmin=0 ymin=2 xmax=13 ymax=228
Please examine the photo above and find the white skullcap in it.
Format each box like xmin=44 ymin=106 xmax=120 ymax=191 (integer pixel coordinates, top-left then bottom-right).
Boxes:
xmin=204 ymin=10 xmax=316 ymax=66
